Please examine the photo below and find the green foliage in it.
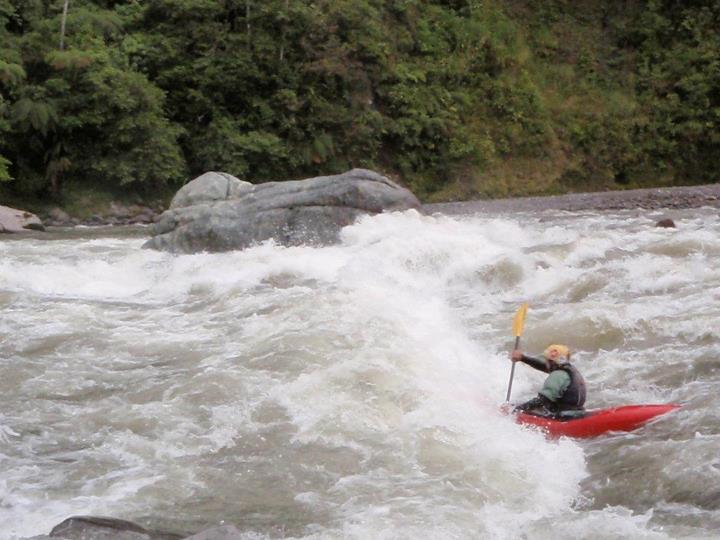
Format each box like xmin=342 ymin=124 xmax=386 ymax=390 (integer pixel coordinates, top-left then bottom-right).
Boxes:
xmin=0 ymin=154 xmax=10 ymax=182
xmin=11 ymin=96 xmax=58 ymax=135
xmin=58 ymin=61 xmax=186 ymax=188
xmin=191 ymin=116 xmax=287 ymax=177
xmin=0 ymin=60 xmax=26 ymax=86
xmin=631 ymin=0 xmax=720 ymax=182
xmin=1 ymin=0 xmax=718 ymax=205
xmin=1 ymin=0 xmax=184 ymax=196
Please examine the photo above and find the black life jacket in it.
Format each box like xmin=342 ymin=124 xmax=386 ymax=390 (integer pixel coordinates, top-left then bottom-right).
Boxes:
xmin=556 ymin=364 xmax=586 ymax=409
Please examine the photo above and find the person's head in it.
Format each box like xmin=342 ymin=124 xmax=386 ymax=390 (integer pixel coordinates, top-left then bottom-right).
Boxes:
xmin=543 ymin=344 xmax=570 ymax=368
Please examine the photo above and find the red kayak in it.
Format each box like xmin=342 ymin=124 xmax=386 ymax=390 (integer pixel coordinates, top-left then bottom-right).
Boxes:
xmin=514 ymin=404 xmax=681 ymax=438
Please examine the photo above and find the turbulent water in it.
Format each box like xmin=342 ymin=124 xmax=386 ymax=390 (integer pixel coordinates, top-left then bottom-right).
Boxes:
xmin=1 ymin=207 xmax=719 ymax=540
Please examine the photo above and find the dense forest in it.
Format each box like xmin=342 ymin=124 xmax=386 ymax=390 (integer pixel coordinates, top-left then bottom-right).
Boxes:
xmin=1 ymin=0 xmax=718 ymax=210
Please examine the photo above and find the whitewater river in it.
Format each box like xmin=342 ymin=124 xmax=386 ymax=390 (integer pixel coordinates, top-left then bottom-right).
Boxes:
xmin=1 ymin=207 xmax=718 ymax=539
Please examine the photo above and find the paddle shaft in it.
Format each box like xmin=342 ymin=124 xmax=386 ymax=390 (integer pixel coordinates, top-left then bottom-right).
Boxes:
xmin=506 ymin=336 xmax=521 ymax=402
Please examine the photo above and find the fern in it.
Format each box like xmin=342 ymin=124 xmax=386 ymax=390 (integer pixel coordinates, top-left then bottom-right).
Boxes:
xmin=0 ymin=155 xmax=11 ymax=182
xmin=11 ymin=98 xmax=58 ymax=136
xmin=46 ymin=50 xmax=96 ymax=70
xmin=0 ymin=61 xmax=26 ymax=86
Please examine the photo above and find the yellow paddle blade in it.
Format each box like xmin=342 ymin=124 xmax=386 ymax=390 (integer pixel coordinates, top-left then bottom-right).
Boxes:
xmin=512 ymin=303 xmax=529 ymax=338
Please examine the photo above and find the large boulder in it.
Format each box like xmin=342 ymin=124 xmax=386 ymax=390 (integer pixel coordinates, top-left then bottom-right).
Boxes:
xmin=143 ymin=169 xmax=420 ymax=253
xmin=32 ymin=516 xmax=243 ymax=540
xmin=48 ymin=515 xmax=181 ymax=539
xmin=0 ymin=204 xmax=44 ymax=233
xmin=169 ymin=171 xmax=253 ymax=209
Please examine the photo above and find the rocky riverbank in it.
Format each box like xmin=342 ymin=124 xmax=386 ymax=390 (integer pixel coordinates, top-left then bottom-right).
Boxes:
xmin=424 ymin=183 xmax=720 ymax=215
xmin=43 ymin=202 xmax=161 ymax=227
xmin=62 ymin=182 xmax=720 ymax=225
xmin=4 ymin=182 xmax=720 ymax=234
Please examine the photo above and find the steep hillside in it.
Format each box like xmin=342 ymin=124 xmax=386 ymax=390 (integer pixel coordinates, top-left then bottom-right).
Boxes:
xmin=1 ymin=0 xmax=718 ymax=209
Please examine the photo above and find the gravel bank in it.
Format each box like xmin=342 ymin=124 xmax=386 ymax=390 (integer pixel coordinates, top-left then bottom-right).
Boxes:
xmin=423 ymin=183 xmax=720 ymax=215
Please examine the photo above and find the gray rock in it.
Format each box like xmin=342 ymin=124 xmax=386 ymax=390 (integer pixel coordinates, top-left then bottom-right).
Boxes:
xmin=655 ymin=218 xmax=676 ymax=228
xmin=182 ymin=525 xmax=243 ymax=540
xmin=144 ymin=168 xmax=420 ymax=253
xmin=109 ymin=201 xmax=132 ymax=219
xmin=170 ymin=172 xmax=252 ymax=210
xmin=49 ymin=207 xmax=72 ymax=224
xmin=0 ymin=204 xmax=45 ymax=233
xmin=129 ymin=208 xmax=157 ymax=224
xmin=49 ymin=515 xmax=181 ymax=540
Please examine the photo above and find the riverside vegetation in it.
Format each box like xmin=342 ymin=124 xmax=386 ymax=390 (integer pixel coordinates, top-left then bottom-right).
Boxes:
xmin=1 ymin=0 xmax=719 ymax=217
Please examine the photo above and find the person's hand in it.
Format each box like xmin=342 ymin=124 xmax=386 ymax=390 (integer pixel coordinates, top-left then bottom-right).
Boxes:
xmin=499 ymin=402 xmax=513 ymax=414
xmin=511 ymin=349 xmax=523 ymax=362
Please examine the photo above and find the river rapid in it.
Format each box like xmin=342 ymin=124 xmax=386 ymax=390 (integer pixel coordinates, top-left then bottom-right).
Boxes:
xmin=1 ymin=207 xmax=719 ymax=539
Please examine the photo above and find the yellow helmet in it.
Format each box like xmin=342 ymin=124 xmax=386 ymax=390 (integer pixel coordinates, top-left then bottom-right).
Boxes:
xmin=543 ymin=344 xmax=570 ymax=362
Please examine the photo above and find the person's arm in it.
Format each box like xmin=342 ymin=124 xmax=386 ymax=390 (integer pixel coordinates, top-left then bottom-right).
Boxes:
xmin=514 ymin=394 xmax=555 ymax=413
xmin=517 ymin=354 xmax=549 ymax=373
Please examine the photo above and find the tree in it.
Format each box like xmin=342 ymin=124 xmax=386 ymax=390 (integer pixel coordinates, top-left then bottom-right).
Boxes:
xmin=60 ymin=0 xmax=70 ymax=50
xmin=2 ymin=0 xmax=185 ymax=195
xmin=633 ymin=0 xmax=720 ymax=182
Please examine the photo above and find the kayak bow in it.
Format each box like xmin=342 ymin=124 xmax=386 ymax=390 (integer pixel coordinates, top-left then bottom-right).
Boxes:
xmin=514 ymin=404 xmax=681 ymax=438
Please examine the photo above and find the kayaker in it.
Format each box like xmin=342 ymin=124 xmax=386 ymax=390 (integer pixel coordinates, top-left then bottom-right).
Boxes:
xmin=510 ymin=344 xmax=586 ymax=417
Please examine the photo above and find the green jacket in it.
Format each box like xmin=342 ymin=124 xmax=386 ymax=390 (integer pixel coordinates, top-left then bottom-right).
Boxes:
xmin=539 ymin=370 xmax=571 ymax=402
